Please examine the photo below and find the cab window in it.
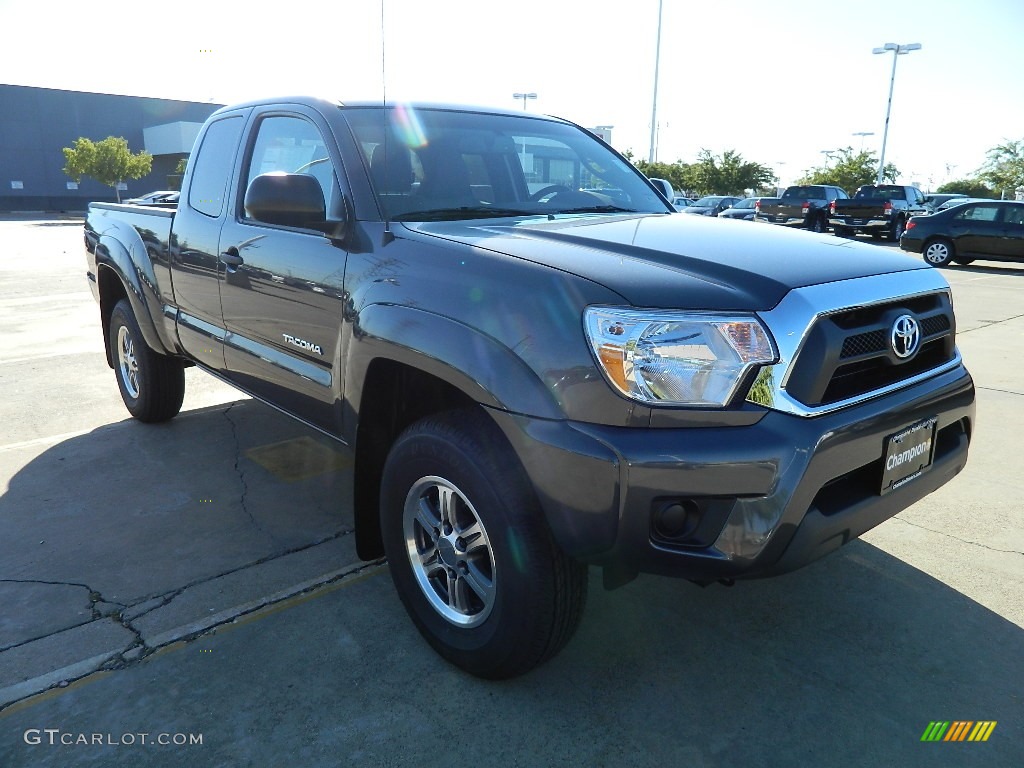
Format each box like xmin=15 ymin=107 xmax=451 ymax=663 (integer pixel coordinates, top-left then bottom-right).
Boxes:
xmin=188 ymin=117 xmax=243 ymax=218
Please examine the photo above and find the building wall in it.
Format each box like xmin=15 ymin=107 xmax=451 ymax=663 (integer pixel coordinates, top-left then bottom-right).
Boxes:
xmin=0 ymin=85 xmax=222 ymax=212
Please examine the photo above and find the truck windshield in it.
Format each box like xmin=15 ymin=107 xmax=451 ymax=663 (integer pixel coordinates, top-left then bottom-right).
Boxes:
xmin=342 ymin=106 xmax=670 ymax=221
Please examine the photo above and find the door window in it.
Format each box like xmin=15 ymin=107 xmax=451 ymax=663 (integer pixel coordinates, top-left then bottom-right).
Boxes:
xmin=244 ymin=115 xmax=336 ymax=218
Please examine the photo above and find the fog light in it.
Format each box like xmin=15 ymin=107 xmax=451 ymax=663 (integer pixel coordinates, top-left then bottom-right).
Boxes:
xmin=653 ymin=500 xmax=700 ymax=540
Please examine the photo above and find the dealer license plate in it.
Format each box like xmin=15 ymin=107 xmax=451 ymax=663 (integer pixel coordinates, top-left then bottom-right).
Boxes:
xmin=881 ymin=417 xmax=938 ymax=494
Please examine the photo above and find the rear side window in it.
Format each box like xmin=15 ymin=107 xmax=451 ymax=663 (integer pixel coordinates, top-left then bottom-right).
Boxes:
xmin=955 ymin=205 xmax=999 ymax=222
xmin=188 ymin=117 xmax=243 ymax=218
xmin=1002 ymin=205 xmax=1024 ymax=226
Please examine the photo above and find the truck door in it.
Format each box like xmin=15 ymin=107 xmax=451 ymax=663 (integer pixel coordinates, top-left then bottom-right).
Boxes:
xmin=217 ymin=110 xmax=348 ymax=433
xmin=169 ymin=114 xmax=246 ymax=372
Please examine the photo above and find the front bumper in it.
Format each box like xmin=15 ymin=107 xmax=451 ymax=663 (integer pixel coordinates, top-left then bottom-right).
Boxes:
xmin=491 ymin=362 xmax=974 ymax=583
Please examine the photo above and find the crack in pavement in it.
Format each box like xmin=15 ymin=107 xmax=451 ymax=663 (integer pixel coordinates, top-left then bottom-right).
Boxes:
xmin=892 ymin=516 xmax=1024 ymax=556
xmin=222 ymin=403 xmax=278 ymax=545
xmin=957 ymin=311 xmax=1024 ymax=335
xmin=977 ymin=385 xmax=1024 ymax=397
xmin=0 ymin=580 xmax=126 ymax=653
xmin=0 ymin=556 xmax=384 ymax=713
xmin=0 ymin=530 xmax=354 ymax=654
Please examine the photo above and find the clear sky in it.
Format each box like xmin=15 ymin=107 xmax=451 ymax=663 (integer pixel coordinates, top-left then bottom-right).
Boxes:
xmin=2 ymin=0 xmax=1021 ymax=190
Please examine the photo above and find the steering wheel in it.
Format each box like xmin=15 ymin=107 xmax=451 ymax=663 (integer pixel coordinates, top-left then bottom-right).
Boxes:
xmin=529 ymin=184 xmax=571 ymax=202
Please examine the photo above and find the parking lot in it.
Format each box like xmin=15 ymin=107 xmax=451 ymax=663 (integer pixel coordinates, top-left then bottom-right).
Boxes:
xmin=1 ymin=216 xmax=1021 ymax=766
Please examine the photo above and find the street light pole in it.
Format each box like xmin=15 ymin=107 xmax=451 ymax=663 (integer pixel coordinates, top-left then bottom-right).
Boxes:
xmin=852 ymin=131 xmax=874 ymax=152
xmin=872 ymin=42 xmax=921 ymax=185
xmin=648 ymin=0 xmax=663 ymax=163
xmin=512 ymin=92 xmax=537 ymax=111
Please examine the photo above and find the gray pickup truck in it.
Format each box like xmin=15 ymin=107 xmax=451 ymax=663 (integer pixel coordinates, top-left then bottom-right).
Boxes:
xmin=85 ymin=97 xmax=975 ymax=678
xmin=831 ymin=184 xmax=929 ymax=241
xmin=754 ymin=184 xmax=850 ymax=232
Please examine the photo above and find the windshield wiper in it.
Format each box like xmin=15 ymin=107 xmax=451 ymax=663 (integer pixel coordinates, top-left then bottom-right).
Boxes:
xmin=553 ymin=205 xmax=640 ymax=214
xmin=392 ymin=206 xmax=534 ymax=221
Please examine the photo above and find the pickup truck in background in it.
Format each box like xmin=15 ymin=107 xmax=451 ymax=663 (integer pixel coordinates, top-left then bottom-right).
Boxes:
xmin=754 ymin=184 xmax=849 ymax=232
xmin=830 ymin=184 xmax=929 ymax=241
xmin=85 ymin=97 xmax=974 ymax=679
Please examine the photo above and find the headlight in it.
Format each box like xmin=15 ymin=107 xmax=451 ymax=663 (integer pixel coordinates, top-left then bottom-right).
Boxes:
xmin=584 ymin=307 xmax=777 ymax=407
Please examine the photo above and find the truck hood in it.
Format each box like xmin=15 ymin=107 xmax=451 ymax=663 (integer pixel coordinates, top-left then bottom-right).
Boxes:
xmin=404 ymin=213 xmax=928 ymax=311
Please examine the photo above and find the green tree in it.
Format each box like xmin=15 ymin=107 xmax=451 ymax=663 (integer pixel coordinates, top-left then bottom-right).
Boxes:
xmin=979 ymin=139 xmax=1024 ymax=198
xmin=62 ymin=136 xmax=152 ymax=202
xmin=631 ymin=157 xmax=692 ymax=195
xmin=936 ymin=178 xmax=993 ymax=198
xmin=798 ymin=147 xmax=899 ymax=192
xmin=687 ymin=149 xmax=775 ymax=196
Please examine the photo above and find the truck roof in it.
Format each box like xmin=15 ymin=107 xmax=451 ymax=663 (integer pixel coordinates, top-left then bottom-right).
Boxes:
xmin=209 ymin=95 xmax=567 ymax=123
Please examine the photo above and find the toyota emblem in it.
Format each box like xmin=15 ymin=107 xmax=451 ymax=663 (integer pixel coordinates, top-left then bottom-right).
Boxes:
xmin=891 ymin=314 xmax=921 ymax=359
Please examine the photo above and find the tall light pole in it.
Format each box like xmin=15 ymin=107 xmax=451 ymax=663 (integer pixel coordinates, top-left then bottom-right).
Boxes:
xmin=872 ymin=42 xmax=921 ymax=184
xmin=648 ymin=0 xmax=663 ymax=163
xmin=512 ymin=93 xmax=536 ymax=160
xmin=852 ymin=131 xmax=874 ymax=152
xmin=512 ymin=92 xmax=537 ymax=111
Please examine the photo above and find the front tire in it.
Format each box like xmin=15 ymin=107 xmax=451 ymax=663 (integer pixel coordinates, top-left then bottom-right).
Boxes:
xmin=922 ymin=238 xmax=955 ymax=267
xmin=108 ymin=299 xmax=185 ymax=422
xmin=380 ymin=409 xmax=587 ymax=679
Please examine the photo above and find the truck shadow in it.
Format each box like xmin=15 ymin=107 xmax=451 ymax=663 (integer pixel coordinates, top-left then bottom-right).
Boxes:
xmin=311 ymin=538 xmax=1022 ymax=764
xmin=524 ymin=541 xmax=1023 ymax=762
xmin=0 ymin=398 xmax=355 ymax=623
xmin=118 ymin=535 xmax=1018 ymax=765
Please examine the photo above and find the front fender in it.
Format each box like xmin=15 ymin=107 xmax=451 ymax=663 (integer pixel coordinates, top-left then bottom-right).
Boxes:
xmin=345 ymin=303 xmax=565 ymax=424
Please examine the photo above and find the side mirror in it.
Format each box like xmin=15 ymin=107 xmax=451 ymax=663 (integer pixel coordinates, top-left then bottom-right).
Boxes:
xmin=244 ymin=172 xmax=326 ymax=230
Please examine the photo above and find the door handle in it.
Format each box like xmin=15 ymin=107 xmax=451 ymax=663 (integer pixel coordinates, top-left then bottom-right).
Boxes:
xmin=220 ymin=248 xmax=244 ymax=268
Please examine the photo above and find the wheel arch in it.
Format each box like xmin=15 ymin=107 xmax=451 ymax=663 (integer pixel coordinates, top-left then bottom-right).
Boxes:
xmin=347 ymin=305 xmax=564 ymax=561
xmin=352 ymin=359 xmax=485 ymax=560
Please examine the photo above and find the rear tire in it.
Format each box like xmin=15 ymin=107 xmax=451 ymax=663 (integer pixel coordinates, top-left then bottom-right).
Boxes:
xmin=809 ymin=215 xmax=826 ymax=233
xmin=380 ymin=409 xmax=587 ymax=679
xmin=890 ymin=217 xmax=906 ymax=242
xmin=108 ymin=299 xmax=185 ymax=422
xmin=922 ymin=238 xmax=955 ymax=267
xmin=833 ymin=226 xmax=850 ymax=238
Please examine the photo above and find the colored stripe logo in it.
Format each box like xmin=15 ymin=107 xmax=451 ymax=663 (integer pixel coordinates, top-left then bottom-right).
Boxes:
xmin=921 ymin=721 xmax=997 ymax=742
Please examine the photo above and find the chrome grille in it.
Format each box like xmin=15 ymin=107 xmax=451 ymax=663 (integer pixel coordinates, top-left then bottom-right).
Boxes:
xmin=786 ymin=291 xmax=956 ymax=407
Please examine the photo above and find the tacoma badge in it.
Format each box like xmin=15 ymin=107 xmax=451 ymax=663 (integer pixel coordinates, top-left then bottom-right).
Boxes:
xmin=282 ymin=334 xmax=323 ymax=355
